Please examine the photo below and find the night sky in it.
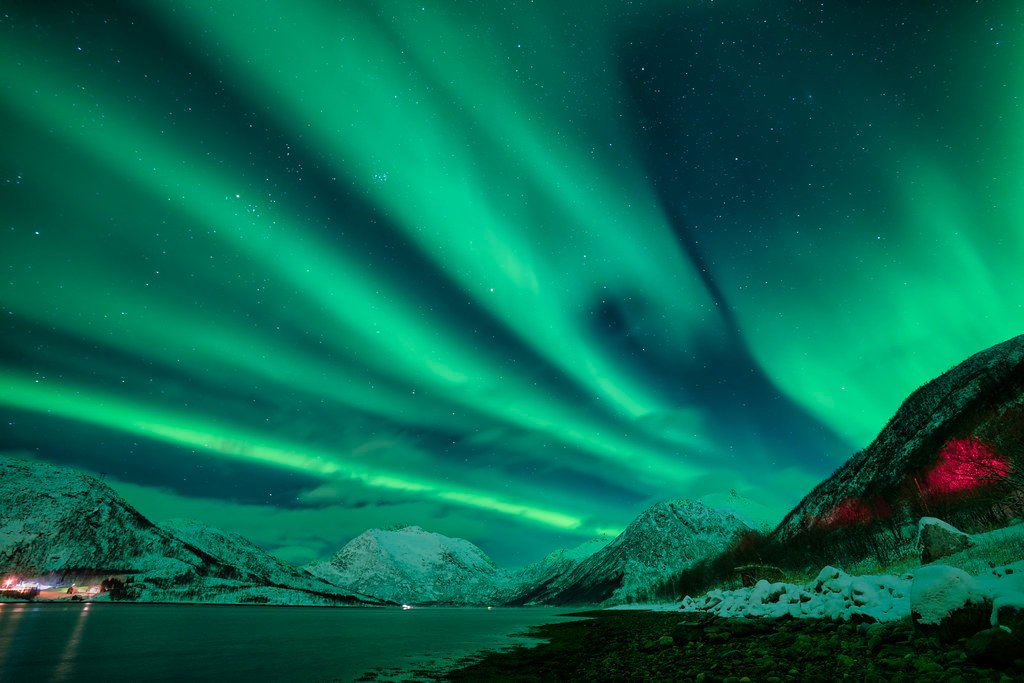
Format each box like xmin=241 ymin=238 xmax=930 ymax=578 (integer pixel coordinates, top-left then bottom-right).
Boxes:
xmin=2 ymin=1 xmax=1022 ymax=567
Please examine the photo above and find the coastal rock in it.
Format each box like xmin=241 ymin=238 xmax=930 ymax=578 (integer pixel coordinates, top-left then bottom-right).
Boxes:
xmin=964 ymin=627 xmax=1019 ymax=666
xmin=448 ymin=611 xmax=1023 ymax=682
xmin=910 ymin=564 xmax=992 ymax=642
xmin=672 ymin=622 xmax=707 ymax=645
xmin=812 ymin=565 xmax=849 ymax=592
xmin=992 ymin=594 xmax=1024 ymax=632
xmin=917 ymin=517 xmax=974 ymax=564
xmin=641 ymin=635 xmax=674 ymax=651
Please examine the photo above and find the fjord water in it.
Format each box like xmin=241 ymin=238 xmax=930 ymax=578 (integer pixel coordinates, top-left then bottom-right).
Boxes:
xmin=0 ymin=603 xmax=581 ymax=681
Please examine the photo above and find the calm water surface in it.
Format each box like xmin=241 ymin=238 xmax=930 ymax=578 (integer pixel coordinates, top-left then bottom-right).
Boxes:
xmin=0 ymin=602 xmax=584 ymax=681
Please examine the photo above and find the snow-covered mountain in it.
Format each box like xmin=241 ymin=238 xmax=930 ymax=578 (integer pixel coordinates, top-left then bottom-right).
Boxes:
xmin=306 ymin=526 xmax=510 ymax=605
xmin=159 ymin=519 xmax=375 ymax=599
xmin=0 ymin=457 xmax=380 ymax=605
xmin=774 ymin=333 xmax=1024 ymax=540
xmin=498 ymin=537 xmax=611 ymax=604
xmin=511 ymin=500 xmax=750 ymax=605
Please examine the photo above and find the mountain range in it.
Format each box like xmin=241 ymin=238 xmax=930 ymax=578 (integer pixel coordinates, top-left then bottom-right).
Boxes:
xmin=3 ymin=333 xmax=1021 ymax=606
xmin=0 ymin=455 xmax=746 ymax=606
xmin=0 ymin=458 xmax=381 ymax=606
xmin=303 ymin=500 xmax=748 ymax=606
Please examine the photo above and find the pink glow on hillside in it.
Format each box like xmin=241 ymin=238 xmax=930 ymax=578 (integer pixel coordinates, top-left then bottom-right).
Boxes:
xmin=818 ymin=496 xmax=873 ymax=528
xmin=924 ymin=437 xmax=1009 ymax=495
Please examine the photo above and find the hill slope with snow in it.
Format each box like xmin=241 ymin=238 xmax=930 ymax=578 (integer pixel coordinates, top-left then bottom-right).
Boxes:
xmin=498 ymin=537 xmax=610 ymax=603
xmin=307 ymin=526 xmax=509 ymax=605
xmin=0 ymin=458 xmax=378 ymax=605
xmin=159 ymin=519 xmax=380 ymax=600
xmin=512 ymin=500 xmax=750 ymax=605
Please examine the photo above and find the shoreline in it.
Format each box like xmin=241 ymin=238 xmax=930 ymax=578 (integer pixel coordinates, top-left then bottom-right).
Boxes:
xmin=439 ymin=610 xmax=1023 ymax=682
xmin=0 ymin=597 xmax=387 ymax=609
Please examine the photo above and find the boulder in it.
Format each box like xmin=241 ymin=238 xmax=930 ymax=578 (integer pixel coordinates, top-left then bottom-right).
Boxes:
xmin=748 ymin=579 xmax=787 ymax=605
xmin=671 ymin=622 xmax=706 ymax=645
xmin=964 ymin=627 xmax=1020 ymax=666
xmin=642 ymin=635 xmax=675 ymax=652
xmin=992 ymin=594 xmax=1024 ymax=632
xmin=812 ymin=566 xmax=849 ymax=593
xmin=917 ymin=517 xmax=973 ymax=564
xmin=910 ymin=564 xmax=992 ymax=643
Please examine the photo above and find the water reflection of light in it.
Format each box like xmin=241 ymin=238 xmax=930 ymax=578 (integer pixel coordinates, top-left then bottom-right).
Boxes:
xmin=0 ymin=602 xmax=27 ymax=675
xmin=52 ymin=604 xmax=90 ymax=682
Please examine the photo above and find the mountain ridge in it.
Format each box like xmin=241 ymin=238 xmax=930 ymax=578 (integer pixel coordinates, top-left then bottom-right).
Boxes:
xmin=306 ymin=525 xmax=509 ymax=605
xmin=507 ymin=499 xmax=750 ymax=605
xmin=0 ymin=457 xmax=381 ymax=606
xmin=774 ymin=333 xmax=1024 ymax=541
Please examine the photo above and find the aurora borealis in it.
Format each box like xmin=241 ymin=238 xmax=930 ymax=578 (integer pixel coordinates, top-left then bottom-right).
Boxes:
xmin=1 ymin=1 xmax=1022 ymax=566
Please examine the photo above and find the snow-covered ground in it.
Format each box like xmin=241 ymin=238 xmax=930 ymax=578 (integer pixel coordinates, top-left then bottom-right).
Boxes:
xmin=680 ymin=565 xmax=911 ymax=622
xmin=614 ymin=523 xmax=1024 ymax=627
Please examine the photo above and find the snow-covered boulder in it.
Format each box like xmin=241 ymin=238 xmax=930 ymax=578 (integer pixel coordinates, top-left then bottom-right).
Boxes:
xmin=992 ymin=594 xmax=1024 ymax=632
xmin=917 ymin=517 xmax=973 ymax=564
xmin=813 ymin=565 xmax=849 ymax=593
xmin=677 ymin=534 xmax=1024 ymax=632
xmin=681 ymin=567 xmax=911 ymax=623
xmin=748 ymin=579 xmax=788 ymax=606
xmin=969 ymin=596 xmax=1024 ymax=665
xmin=910 ymin=564 xmax=992 ymax=642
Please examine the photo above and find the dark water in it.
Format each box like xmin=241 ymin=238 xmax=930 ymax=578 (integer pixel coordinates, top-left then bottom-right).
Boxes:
xmin=0 ymin=602 xmax=581 ymax=681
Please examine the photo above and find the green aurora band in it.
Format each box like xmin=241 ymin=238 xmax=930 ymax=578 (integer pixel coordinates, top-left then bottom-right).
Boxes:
xmin=1 ymin=0 xmax=1022 ymax=561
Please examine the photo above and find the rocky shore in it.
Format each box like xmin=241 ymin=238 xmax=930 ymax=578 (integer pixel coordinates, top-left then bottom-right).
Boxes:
xmin=439 ymin=610 xmax=1024 ymax=682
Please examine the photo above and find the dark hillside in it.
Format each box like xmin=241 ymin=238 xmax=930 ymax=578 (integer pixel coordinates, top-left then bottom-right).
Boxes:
xmin=652 ymin=334 xmax=1024 ymax=599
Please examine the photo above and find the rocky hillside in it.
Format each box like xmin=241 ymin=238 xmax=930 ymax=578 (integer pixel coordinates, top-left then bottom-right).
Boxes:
xmin=497 ymin=537 xmax=610 ymax=604
xmin=1 ymin=458 xmax=191 ymax=574
xmin=0 ymin=457 xmax=379 ymax=605
xmin=510 ymin=500 xmax=750 ymax=605
xmin=307 ymin=525 xmax=510 ymax=605
xmin=159 ymin=519 xmax=366 ymax=598
xmin=774 ymin=333 xmax=1024 ymax=541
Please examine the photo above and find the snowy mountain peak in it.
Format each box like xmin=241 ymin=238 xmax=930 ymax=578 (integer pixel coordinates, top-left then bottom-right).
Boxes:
xmin=620 ymin=499 xmax=743 ymax=538
xmin=506 ymin=499 xmax=750 ymax=605
xmin=307 ymin=526 xmax=507 ymax=605
xmin=602 ymin=498 xmax=749 ymax=573
xmin=538 ymin=537 xmax=612 ymax=565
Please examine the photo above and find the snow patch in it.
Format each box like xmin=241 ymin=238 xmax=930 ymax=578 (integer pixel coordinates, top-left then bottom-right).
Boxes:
xmin=680 ymin=559 xmax=1024 ymax=629
xmin=910 ymin=564 xmax=990 ymax=625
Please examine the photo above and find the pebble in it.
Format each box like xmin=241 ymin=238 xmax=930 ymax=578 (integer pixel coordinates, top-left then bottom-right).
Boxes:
xmin=444 ymin=610 xmax=1024 ymax=682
